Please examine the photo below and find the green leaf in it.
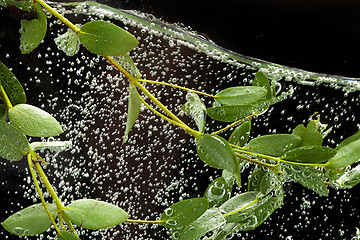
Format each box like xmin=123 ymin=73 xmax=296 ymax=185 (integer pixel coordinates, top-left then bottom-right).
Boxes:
xmin=160 ymin=197 xmax=209 ymax=228
xmin=0 ymin=104 xmax=6 ymax=121
xmin=0 ymin=121 xmax=29 ymax=161
xmin=8 ymin=103 xmax=63 ymax=137
xmin=248 ymin=134 xmax=301 ymax=157
xmin=114 ymin=54 xmax=141 ymax=78
xmin=337 ymin=165 xmax=360 ymax=188
xmin=63 ymin=199 xmax=129 ymax=230
xmin=282 ymin=164 xmax=328 ymax=196
xmin=20 ymin=4 xmax=47 ymax=54
xmin=181 ymin=92 xmax=206 ymax=132
xmin=179 ymin=208 xmax=226 ymax=240
xmin=78 ymin=20 xmax=139 ymax=56
xmin=0 ymin=61 xmax=26 ymax=105
xmin=214 ymin=86 xmax=267 ymax=106
xmin=1 ymin=203 xmax=57 ymax=236
xmin=297 ymin=121 xmax=323 ymax=147
xmin=123 ymin=84 xmax=140 ymax=143
xmin=1 ymin=0 xmax=33 ymax=11
xmin=328 ymin=137 xmax=360 ymax=169
xmin=213 ymin=222 xmax=241 ymax=240
xmin=204 ymin=177 xmax=230 ymax=208
xmin=248 ymin=165 xmax=267 ymax=192
xmin=197 ymin=134 xmax=239 ymax=175
xmin=228 ymin=120 xmax=251 ymax=147
xmin=54 ymin=27 xmax=80 ymax=56
xmin=282 ymin=146 xmax=337 ymax=164
xmin=335 ymin=131 xmax=360 ymax=150
xmin=252 ymin=71 xmax=272 ymax=99
xmin=30 ymin=140 xmax=72 ymax=151
xmin=57 ymin=231 xmax=81 ymax=240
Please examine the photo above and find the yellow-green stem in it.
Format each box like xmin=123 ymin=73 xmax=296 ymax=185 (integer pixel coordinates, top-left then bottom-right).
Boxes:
xmin=36 ymin=0 xmax=81 ymax=33
xmin=27 ymin=154 xmax=60 ymax=233
xmin=138 ymin=79 xmax=216 ymax=98
xmin=0 ymin=85 xmax=13 ymax=110
xmin=222 ymin=198 xmax=259 ymax=217
xmin=126 ymin=219 xmax=163 ymax=224
xmin=236 ymin=153 xmax=281 ymax=174
xmin=104 ymin=56 xmax=138 ymax=84
xmin=211 ymin=113 xmax=256 ymax=135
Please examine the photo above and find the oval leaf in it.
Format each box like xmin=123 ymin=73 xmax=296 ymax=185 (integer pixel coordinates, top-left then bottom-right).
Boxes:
xmin=282 ymin=146 xmax=337 ymax=164
xmin=248 ymin=165 xmax=267 ymax=192
xmin=0 ymin=61 xmax=26 ymax=105
xmin=57 ymin=231 xmax=81 ymax=240
xmin=228 ymin=120 xmax=251 ymax=146
xmin=1 ymin=203 xmax=57 ymax=236
xmin=2 ymin=0 xmax=33 ymax=11
xmin=20 ymin=4 xmax=47 ymax=54
xmin=8 ymin=104 xmax=63 ymax=137
xmin=160 ymin=197 xmax=209 ymax=228
xmin=204 ymin=177 xmax=229 ymax=208
xmin=181 ymin=92 xmax=206 ymax=133
xmin=197 ymin=134 xmax=238 ymax=175
xmin=54 ymin=27 xmax=80 ymax=56
xmin=64 ymin=199 xmax=129 ymax=230
xmin=78 ymin=20 xmax=139 ymax=56
xmin=248 ymin=134 xmax=301 ymax=157
xmin=328 ymin=137 xmax=360 ymax=169
xmin=252 ymin=71 xmax=272 ymax=99
xmin=179 ymin=208 xmax=226 ymax=240
xmin=0 ymin=121 xmax=29 ymax=161
xmin=214 ymin=86 xmax=267 ymax=106
xmin=337 ymin=165 xmax=360 ymax=188
xmin=123 ymin=84 xmax=141 ymax=143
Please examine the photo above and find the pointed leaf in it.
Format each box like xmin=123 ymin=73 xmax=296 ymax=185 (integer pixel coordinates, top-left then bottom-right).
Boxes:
xmin=214 ymin=86 xmax=267 ymax=106
xmin=30 ymin=140 xmax=72 ymax=151
xmin=248 ymin=165 xmax=267 ymax=192
xmin=0 ymin=61 xmax=26 ymax=105
xmin=20 ymin=4 xmax=47 ymax=54
xmin=282 ymin=146 xmax=337 ymax=164
xmin=204 ymin=177 xmax=229 ymax=208
xmin=335 ymin=131 xmax=360 ymax=150
xmin=78 ymin=20 xmax=138 ymax=56
xmin=0 ymin=121 xmax=29 ymax=161
xmin=282 ymin=164 xmax=328 ymax=196
xmin=228 ymin=120 xmax=251 ymax=146
xmin=328 ymin=137 xmax=360 ymax=169
xmin=179 ymin=208 xmax=226 ymax=240
xmin=114 ymin=54 xmax=141 ymax=78
xmin=248 ymin=134 xmax=301 ymax=157
xmin=160 ymin=197 xmax=209 ymax=228
xmin=63 ymin=199 xmax=129 ymax=230
xmin=337 ymin=165 xmax=360 ymax=188
xmin=197 ymin=134 xmax=238 ymax=175
xmin=54 ymin=27 xmax=80 ymax=56
xmin=252 ymin=71 xmax=272 ymax=99
xmin=1 ymin=203 xmax=57 ymax=236
xmin=181 ymin=92 xmax=206 ymax=132
xmin=123 ymin=84 xmax=140 ymax=143
xmin=8 ymin=103 xmax=63 ymax=137
xmin=57 ymin=231 xmax=81 ymax=240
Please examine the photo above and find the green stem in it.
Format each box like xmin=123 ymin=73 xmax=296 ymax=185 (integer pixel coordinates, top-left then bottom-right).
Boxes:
xmin=222 ymin=198 xmax=259 ymax=217
xmin=27 ymin=154 xmax=61 ymax=233
xmin=138 ymin=79 xmax=216 ymax=98
xmin=104 ymin=56 xmax=138 ymax=83
xmin=36 ymin=0 xmax=81 ymax=33
xmin=211 ymin=113 xmax=256 ymax=136
xmin=126 ymin=219 xmax=163 ymax=224
xmin=0 ymin=85 xmax=13 ymax=110
xmin=236 ymin=153 xmax=281 ymax=174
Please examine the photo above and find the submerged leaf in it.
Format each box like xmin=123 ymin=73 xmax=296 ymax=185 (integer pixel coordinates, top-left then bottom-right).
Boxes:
xmin=0 ymin=120 xmax=29 ymax=161
xmin=160 ymin=197 xmax=209 ymax=228
xmin=252 ymin=71 xmax=272 ymax=99
xmin=1 ymin=203 xmax=57 ymax=236
xmin=64 ymin=199 xmax=129 ymax=230
xmin=181 ymin=92 xmax=206 ymax=132
xmin=295 ymin=121 xmax=323 ymax=147
xmin=78 ymin=20 xmax=138 ymax=56
xmin=114 ymin=54 xmax=141 ymax=78
xmin=8 ymin=104 xmax=63 ymax=137
xmin=0 ymin=61 xmax=26 ymax=105
xmin=1 ymin=0 xmax=33 ymax=11
xmin=123 ymin=84 xmax=141 ymax=143
xmin=282 ymin=146 xmax=337 ymax=164
xmin=54 ymin=27 xmax=80 ymax=56
xmin=214 ymin=86 xmax=267 ymax=105
xmin=337 ymin=165 xmax=360 ymax=188
xmin=228 ymin=120 xmax=251 ymax=147
xmin=328 ymin=136 xmax=360 ymax=169
xmin=0 ymin=104 xmax=6 ymax=120
xmin=204 ymin=177 xmax=229 ymax=208
xmin=30 ymin=141 xmax=72 ymax=151
xmin=57 ymin=231 xmax=81 ymax=240
xmin=20 ymin=4 xmax=47 ymax=54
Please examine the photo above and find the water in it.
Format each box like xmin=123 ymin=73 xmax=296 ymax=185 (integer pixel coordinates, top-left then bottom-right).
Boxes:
xmin=0 ymin=1 xmax=360 ymax=239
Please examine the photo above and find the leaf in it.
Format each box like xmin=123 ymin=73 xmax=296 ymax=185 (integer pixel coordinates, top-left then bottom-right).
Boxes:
xmin=0 ymin=104 xmax=6 ymax=121
xmin=204 ymin=177 xmax=230 ymax=208
xmin=160 ymin=197 xmax=209 ymax=228
xmin=337 ymin=165 xmax=360 ymax=188
xmin=248 ymin=134 xmax=301 ymax=157
xmin=1 ymin=203 xmax=57 ymax=236
xmin=335 ymin=131 xmax=360 ymax=150
xmin=0 ymin=120 xmax=29 ymax=161
xmin=252 ymin=71 xmax=272 ymax=99
xmin=20 ymin=4 xmax=47 ymax=54
xmin=57 ymin=231 xmax=81 ymax=240
xmin=213 ymin=222 xmax=241 ymax=240
xmin=282 ymin=146 xmax=337 ymax=164
xmin=114 ymin=54 xmax=141 ymax=78
xmin=282 ymin=164 xmax=328 ymax=196
xmin=123 ymin=84 xmax=140 ymax=143
xmin=30 ymin=140 xmax=72 ymax=151
xmin=179 ymin=208 xmax=226 ymax=240
xmin=214 ymin=86 xmax=267 ymax=105
xmin=181 ymin=92 xmax=206 ymax=132
xmin=228 ymin=120 xmax=251 ymax=147
xmin=297 ymin=121 xmax=323 ymax=147
xmin=78 ymin=20 xmax=139 ymax=56
xmin=207 ymin=87 xmax=292 ymax=122
xmin=328 ymin=137 xmax=360 ymax=169
xmin=63 ymin=199 xmax=129 ymax=230
xmin=0 ymin=61 xmax=26 ymax=105
xmin=8 ymin=103 xmax=63 ymax=137
xmin=54 ymin=27 xmax=80 ymax=56
xmin=1 ymin=0 xmax=33 ymax=11
xmin=248 ymin=165 xmax=267 ymax=192
xmin=197 ymin=134 xmax=239 ymax=175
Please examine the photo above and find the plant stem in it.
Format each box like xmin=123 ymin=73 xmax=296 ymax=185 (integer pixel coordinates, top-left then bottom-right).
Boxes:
xmin=236 ymin=153 xmax=281 ymax=174
xmin=222 ymin=198 xmax=258 ymax=217
xmin=104 ymin=56 xmax=138 ymax=84
xmin=211 ymin=113 xmax=256 ymax=136
xmin=126 ymin=219 xmax=163 ymax=224
xmin=138 ymin=79 xmax=216 ymax=98
xmin=36 ymin=0 xmax=81 ymax=33
xmin=0 ymin=85 xmax=13 ymax=110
